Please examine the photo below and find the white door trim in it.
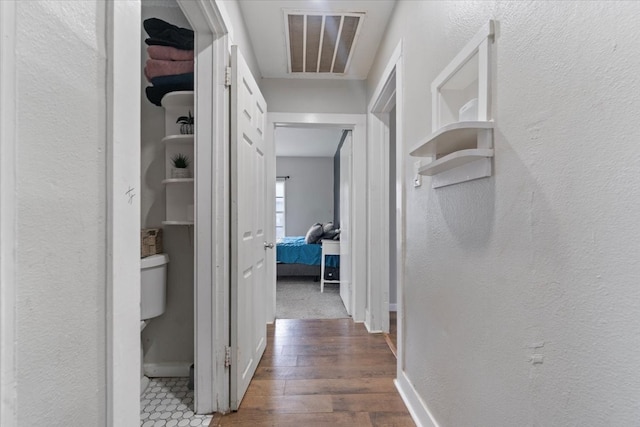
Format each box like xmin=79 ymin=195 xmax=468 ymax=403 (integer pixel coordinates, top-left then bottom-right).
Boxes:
xmin=0 ymin=1 xmax=17 ymax=424
xmin=107 ymin=0 xmax=230 ymax=422
xmin=367 ymin=40 xmax=405 ymax=364
xmin=267 ymin=113 xmax=367 ymax=322
xmin=106 ymin=1 xmax=142 ymax=425
xmin=178 ymin=0 xmax=229 ymax=414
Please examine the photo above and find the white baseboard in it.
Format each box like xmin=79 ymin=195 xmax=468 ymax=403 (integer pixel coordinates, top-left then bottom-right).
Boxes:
xmin=395 ymin=370 xmax=440 ymax=427
xmin=144 ymin=362 xmax=191 ymax=378
xmin=389 ymin=303 xmax=398 ymax=312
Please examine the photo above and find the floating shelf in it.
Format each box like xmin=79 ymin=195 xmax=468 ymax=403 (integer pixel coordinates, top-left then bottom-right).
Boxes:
xmin=162 ymin=178 xmax=194 ymax=185
xmin=410 ymin=121 xmax=494 ymax=157
xmin=161 ymin=91 xmax=194 ymax=108
xmin=411 ymin=20 xmax=495 ymax=188
xmin=418 ymin=148 xmax=494 ymax=176
xmin=162 ymin=134 xmax=194 ymax=145
xmin=162 ymin=220 xmax=194 ymax=226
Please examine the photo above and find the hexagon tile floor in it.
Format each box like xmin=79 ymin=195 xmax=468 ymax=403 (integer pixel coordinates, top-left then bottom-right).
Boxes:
xmin=140 ymin=377 xmax=213 ymax=427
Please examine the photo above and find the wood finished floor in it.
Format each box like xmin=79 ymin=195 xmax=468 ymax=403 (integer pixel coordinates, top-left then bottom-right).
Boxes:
xmin=384 ymin=311 xmax=398 ymax=358
xmin=211 ymin=318 xmax=414 ymax=427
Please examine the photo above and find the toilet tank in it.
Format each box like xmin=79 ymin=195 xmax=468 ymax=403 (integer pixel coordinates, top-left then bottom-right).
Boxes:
xmin=141 ymin=253 xmax=169 ymax=320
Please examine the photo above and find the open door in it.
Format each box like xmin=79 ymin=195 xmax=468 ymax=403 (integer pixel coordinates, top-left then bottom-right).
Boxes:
xmin=230 ymin=45 xmax=269 ymax=409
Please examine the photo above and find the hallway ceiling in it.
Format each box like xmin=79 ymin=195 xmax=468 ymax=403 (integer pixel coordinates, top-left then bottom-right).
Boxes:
xmin=238 ymin=0 xmax=396 ymax=80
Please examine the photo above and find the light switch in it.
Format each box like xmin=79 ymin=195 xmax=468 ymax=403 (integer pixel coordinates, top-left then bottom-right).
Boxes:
xmin=413 ymin=160 xmax=422 ymax=188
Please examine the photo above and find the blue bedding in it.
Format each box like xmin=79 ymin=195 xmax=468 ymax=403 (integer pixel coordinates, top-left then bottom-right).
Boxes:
xmin=276 ymin=236 xmax=339 ymax=267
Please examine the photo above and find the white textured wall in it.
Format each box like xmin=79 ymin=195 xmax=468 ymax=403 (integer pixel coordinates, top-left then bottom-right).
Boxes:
xmin=368 ymin=1 xmax=640 ymax=425
xmin=141 ymin=1 xmax=194 ymax=367
xmin=14 ymin=1 xmax=107 ymax=424
xmin=217 ymin=0 xmax=262 ymax=83
xmin=276 ymin=157 xmax=334 ymax=236
xmin=262 ymin=78 xmax=367 ymax=114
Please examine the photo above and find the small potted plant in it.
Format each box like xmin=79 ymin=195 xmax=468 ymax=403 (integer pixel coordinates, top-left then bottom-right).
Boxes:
xmin=171 ymin=153 xmax=191 ymax=179
xmin=176 ymin=110 xmax=194 ymax=135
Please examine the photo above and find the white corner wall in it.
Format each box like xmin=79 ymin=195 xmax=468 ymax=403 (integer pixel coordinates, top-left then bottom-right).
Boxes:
xmin=215 ymin=0 xmax=261 ymax=83
xmin=368 ymin=1 xmax=640 ymax=425
xmin=13 ymin=1 xmax=108 ymax=424
xmin=276 ymin=157 xmax=334 ymax=236
xmin=262 ymin=78 xmax=367 ymax=114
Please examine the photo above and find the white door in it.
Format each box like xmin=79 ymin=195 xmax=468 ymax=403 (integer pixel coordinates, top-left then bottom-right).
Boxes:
xmin=230 ymin=45 xmax=269 ymax=409
xmin=339 ymin=131 xmax=352 ymax=315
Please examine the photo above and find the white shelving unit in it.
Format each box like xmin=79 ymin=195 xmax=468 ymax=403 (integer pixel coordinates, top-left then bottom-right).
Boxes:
xmin=410 ymin=20 xmax=495 ymax=188
xmin=160 ymin=91 xmax=194 ymax=226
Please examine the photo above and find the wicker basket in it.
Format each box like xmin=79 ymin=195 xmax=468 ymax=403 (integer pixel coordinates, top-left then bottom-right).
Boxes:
xmin=141 ymin=228 xmax=163 ymax=258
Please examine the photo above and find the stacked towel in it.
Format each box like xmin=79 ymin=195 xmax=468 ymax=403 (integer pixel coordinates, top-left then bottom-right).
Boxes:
xmin=143 ymin=18 xmax=194 ymax=106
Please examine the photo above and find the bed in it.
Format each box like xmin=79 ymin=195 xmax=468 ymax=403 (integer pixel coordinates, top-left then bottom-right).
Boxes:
xmin=276 ymin=236 xmax=339 ymax=279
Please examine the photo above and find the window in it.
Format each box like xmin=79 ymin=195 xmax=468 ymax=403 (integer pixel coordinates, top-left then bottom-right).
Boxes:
xmin=275 ymin=179 xmax=286 ymax=240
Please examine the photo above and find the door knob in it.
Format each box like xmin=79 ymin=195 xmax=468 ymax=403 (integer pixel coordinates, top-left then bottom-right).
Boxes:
xmin=264 ymin=242 xmax=274 ymax=249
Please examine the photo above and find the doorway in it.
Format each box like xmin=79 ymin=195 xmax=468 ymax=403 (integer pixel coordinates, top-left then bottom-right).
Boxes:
xmin=266 ymin=113 xmax=367 ymax=324
xmin=367 ymin=40 xmax=404 ymax=372
xmin=273 ymin=126 xmax=351 ymax=320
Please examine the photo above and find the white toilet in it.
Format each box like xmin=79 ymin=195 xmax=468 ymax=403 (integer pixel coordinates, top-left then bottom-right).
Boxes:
xmin=141 ymin=253 xmax=169 ymax=320
xmin=140 ymin=253 xmax=169 ymax=395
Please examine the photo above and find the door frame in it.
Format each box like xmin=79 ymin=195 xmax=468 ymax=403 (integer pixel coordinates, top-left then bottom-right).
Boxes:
xmin=267 ymin=113 xmax=367 ymax=322
xmin=178 ymin=0 xmax=230 ymax=414
xmin=0 ymin=1 xmax=17 ymax=424
xmin=106 ymin=2 xmax=142 ymax=425
xmin=367 ymin=41 xmax=405 ymax=363
xmin=106 ymin=0 xmax=231 ymax=422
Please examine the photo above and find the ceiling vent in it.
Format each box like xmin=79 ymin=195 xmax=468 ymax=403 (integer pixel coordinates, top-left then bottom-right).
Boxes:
xmin=285 ymin=11 xmax=365 ymax=75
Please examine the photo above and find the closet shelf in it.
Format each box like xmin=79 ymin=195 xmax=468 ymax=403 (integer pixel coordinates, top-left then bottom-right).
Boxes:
xmin=418 ymin=148 xmax=494 ymax=176
xmin=162 ymin=220 xmax=194 ymax=226
xmin=162 ymin=178 xmax=194 ymax=185
xmin=161 ymin=91 xmax=194 ymax=109
xmin=409 ymin=121 xmax=494 ymax=158
xmin=162 ymin=134 xmax=194 ymax=145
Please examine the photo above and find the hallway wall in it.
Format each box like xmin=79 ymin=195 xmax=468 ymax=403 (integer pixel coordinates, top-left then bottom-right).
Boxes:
xmin=11 ymin=1 xmax=108 ymax=424
xmin=262 ymin=78 xmax=367 ymax=113
xmin=367 ymin=1 xmax=640 ymax=425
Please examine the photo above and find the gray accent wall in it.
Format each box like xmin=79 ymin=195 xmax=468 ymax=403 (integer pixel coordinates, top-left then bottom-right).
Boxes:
xmin=276 ymin=157 xmax=334 ymax=236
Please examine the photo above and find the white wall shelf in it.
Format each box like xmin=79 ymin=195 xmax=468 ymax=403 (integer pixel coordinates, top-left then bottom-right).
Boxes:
xmin=161 ymin=91 xmax=194 ymax=224
xmin=410 ymin=20 xmax=495 ymax=188
xmin=418 ymin=148 xmax=494 ymax=176
xmin=161 ymin=91 xmax=194 ymax=109
xmin=162 ymin=178 xmax=194 ymax=185
xmin=409 ymin=121 xmax=494 ymax=157
xmin=162 ymin=221 xmax=194 ymax=226
xmin=162 ymin=134 xmax=194 ymax=145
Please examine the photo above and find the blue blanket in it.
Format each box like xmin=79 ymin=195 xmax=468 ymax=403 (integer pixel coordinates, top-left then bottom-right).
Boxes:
xmin=276 ymin=236 xmax=339 ymax=267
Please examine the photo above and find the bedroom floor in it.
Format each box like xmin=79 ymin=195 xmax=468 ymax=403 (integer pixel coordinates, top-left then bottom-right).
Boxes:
xmin=210 ymin=318 xmax=415 ymax=426
xmin=276 ymin=277 xmax=349 ymax=319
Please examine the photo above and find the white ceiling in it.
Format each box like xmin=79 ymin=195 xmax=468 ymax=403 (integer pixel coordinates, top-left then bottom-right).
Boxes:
xmin=238 ymin=0 xmax=396 ymax=80
xmin=275 ymin=126 xmax=344 ymax=157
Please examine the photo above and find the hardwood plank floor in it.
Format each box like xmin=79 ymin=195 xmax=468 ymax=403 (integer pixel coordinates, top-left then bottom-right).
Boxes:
xmin=211 ymin=318 xmax=414 ymax=427
xmin=384 ymin=311 xmax=398 ymax=358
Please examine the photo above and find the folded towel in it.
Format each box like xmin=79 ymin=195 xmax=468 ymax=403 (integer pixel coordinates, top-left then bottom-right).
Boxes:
xmin=144 ymin=59 xmax=194 ymax=81
xmin=147 ymin=45 xmax=194 ymax=61
xmin=150 ymin=72 xmax=194 ymax=87
xmin=144 ymin=18 xmax=194 ymax=50
xmin=145 ymin=82 xmax=194 ymax=107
